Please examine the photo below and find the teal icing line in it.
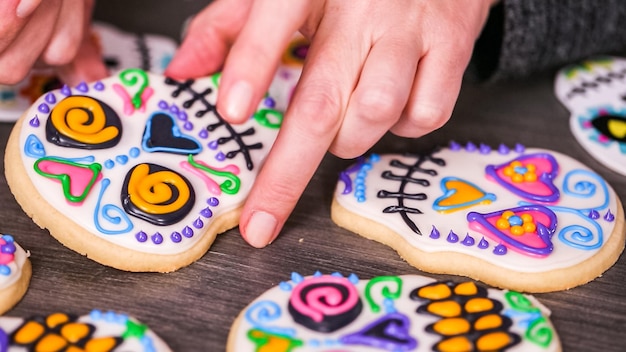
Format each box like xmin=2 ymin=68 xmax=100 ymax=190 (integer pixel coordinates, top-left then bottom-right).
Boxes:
xmin=433 ymin=176 xmax=497 ymax=212
xmin=93 ymin=178 xmax=134 ymax=235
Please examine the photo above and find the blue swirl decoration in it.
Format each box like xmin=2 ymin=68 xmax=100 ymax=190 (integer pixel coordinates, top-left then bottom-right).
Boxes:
xmin=93 ymin=178 xmax=133 ymax=235
xmin=244 ymin=300 xmax=295 ymax=336
xmin=561 ymin=169 xmax=609 ymax=211
xmin=558 ymin=220 xmax=603 ymax=250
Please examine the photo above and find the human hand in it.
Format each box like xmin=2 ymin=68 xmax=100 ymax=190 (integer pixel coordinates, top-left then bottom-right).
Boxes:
xmin=166 ymin=0 xmax=495 ymax=248
xmin=0 ymin=0 xmax=107 ymax=85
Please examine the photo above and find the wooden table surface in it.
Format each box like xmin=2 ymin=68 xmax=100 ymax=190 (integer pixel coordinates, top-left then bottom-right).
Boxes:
xmin=1 ymin=1 xmax=625 ymax=351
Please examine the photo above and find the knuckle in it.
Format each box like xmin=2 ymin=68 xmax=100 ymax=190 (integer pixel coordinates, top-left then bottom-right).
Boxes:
xmin=398 ymin=105 xmax=451 ymax=137
xmin=352 ymin=85 xmax=404 ymax=123
xmin=292 ymin=83 xmax=343 ymax=136
xmin=330 ymin=141 xmax=368 ymax=159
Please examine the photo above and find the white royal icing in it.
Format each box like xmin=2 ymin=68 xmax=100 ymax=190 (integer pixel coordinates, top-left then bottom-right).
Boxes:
xmin=229 ymin=273 xmax=560 ymax=352
xmin=15 ymin=70 xmax=281 ymax=256
xmin=334 ymin=143 xmax=621 ymax=274
xmin=554 ymin=56 xmax=626 ymax=176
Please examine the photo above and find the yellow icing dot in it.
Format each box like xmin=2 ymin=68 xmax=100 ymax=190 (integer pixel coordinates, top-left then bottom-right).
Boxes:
xmin=66 ymin=347 xmax=86 ymax=352
xmin=35 ymin=333 xmax=68 ymax=351
xmin=454 ymin=282 xmax=478 ymax=296
xmin=524 ymin=173 xmax=537 ymax=182
xmin=84 ymin=337 xmax=120 ymax=352
xmin=476 ymin=331 xmax=512 ymax=351
xmin=432 ymin=318 xmax=471 ymax=336
xmin=464 ymin=298 xmax=494 ymax=313
xmin=510 ymin=225 xmax=525 ymax=236
xmin=511 ymin=174 xmax=524 ymax=183
xmin=436 ymin=336 xmax=473 ymax=352
xmin=523 ymin=222 xmax=537 ymax=233
xmin=13 ymin=321 xmax=45 ymax=344
xmin=46 ymin=313 xmax=71 ymax=328
xmin=60 ymin=322 xmax=91 ymax=343
xmin=502 ymin=211 xmax=514 ymax=219
xmin=427 ymin=301 xmax=462 ymax=317
xmin=521 ymin=213 xmax=533 ymax=222
xmin=474 ymin=314 xmax=503 ymax=331
xmin=495 ymin=218 xmax=510 ymax=230
xmin=503 ymin=166 xmax=514 ymax=177
xmin=418 ymin=283 xmax=452 ymax=300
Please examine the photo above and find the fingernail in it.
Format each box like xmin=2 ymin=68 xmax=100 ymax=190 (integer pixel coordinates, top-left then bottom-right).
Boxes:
xmin=244 ymin=211 xmax=277 ymax=248
xmin=224 ymin=80 xmax=253 ymax=121
xmin=16 ymin=0 xmax=41 ymax=18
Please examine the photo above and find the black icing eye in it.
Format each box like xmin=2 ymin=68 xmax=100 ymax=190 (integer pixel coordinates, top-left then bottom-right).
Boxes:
xmin=121 ymin=163 xmax=195 ymax=226
xmin=103 ymin=56 xmax=120 ymax=69
xmin=45 ymin=96 xmax=122 ymax=149
xmin=590 ymin=114 xmax=626 ymax=142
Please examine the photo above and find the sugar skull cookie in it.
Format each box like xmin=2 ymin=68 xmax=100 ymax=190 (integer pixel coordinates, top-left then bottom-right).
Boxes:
xmin=332 ymin=142 xmax=625 ymax=292
xmin=554 ymin=56 xmax=626 ymax=175
xmin=5 ymin=70 xmax=282 ymax=272
xmin=0 ymin=234 xmax=31 ymax=315
xmin=0 ymin=310 xmax=171 ymax=351
xmin=227 ymin=272 xmax=561 ymax=352
xmin=0 ymin=22 xmax=178 ymax=122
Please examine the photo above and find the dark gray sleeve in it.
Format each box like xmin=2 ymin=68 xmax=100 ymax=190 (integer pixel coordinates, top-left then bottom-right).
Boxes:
xmin=471 ymin=0 xmax=626 ymax=81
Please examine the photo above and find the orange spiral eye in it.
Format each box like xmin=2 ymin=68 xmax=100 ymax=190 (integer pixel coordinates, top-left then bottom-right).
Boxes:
xmin=47 ymin=96 xmax=122 ymax=149
xmin=121 ymin=163 xmax=195 ymax=226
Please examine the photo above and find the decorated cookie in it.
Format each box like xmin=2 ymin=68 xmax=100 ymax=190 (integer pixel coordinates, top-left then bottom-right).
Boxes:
xmin=0 ymin=234 xmax=31 ymax=315
xmin=331 ymin=142 xmax=625 ymax=292
xmin=554 ymin=56 xmax=626 ymax=175
xmin=0 ymin=22 xmax=178 ymax=122
xmin=5 ymin=69 xmax=282 ymax=272
xmin=227 ymin=272 xmax=561 ymax=352
xmin=0 ymin=310 xmax=171 ymax=351
xmin=268 ymin=34 xmax=308 ymax=112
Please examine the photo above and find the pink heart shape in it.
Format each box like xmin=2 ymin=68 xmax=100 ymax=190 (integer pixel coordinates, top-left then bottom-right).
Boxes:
xmin=467 ymin=205 xmax=557 ymax=257
xmin=485 ymin=153 xmax=560 ymax=203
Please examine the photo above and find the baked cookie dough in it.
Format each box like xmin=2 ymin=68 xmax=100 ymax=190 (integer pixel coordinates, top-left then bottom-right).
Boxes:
xmin=332 ymin=142 xmax=625 ymax=292
xmin=5 ymin=70 xmax=282 ymax=272
xmin=228 ymin=272 xmax=561 ymax=351
xmin=0 ymin=310 xmax=170 ymax=351
xmin=0 ymin=234 xmax=31 ymax=315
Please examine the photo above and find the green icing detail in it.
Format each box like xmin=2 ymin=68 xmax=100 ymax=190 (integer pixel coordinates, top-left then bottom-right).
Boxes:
xmin=526 ymin=317 xmax=554 ymax=348
xmin=505 ymin=291 xmax=540 ymax=313
xmin=364 ymin=276 xmax=402 ymax=313
xmin=120 ymin=68 xmax=149 ymax=109
xmin=247 ymin=329 xmax=303 ymax=351
xmin=253 ymin=108 xmax=284 ymax=129
xmin=33 ymin=157 xmax=102 ymax=203
xmin=187 ymin=154 xmax=241 ymax=194
xmin=123 ymin=319 xmax=148 ymax=339
xmin=210 ymin=72 xmax=222 ymax=88
xmin=505 ymin=291 xmax=554 ymax=348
